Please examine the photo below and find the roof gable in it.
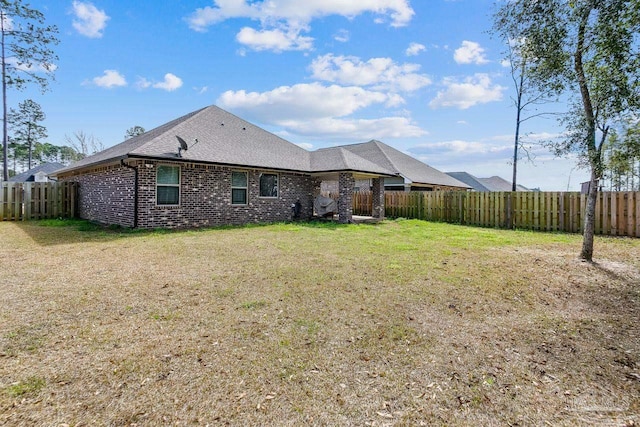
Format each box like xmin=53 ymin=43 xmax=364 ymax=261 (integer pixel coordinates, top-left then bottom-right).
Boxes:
xmin=341 ymin=140 xmax=470 ymax=188
xmin=310 ymin=146 xmax=396 ymax=175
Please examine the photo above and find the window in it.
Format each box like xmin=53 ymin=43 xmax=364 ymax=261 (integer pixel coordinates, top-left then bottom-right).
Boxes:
xmin=259 ymin=173 xmax=278 ymax=198
xmin=156 ymin=165 xmax=180 ymax=205
xmin=231 ymin=171 xmax=247 ymax=205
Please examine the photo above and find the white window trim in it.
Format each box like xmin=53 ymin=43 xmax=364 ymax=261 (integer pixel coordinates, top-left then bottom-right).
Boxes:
xmin=231 ymin=170 xmax=248 ymax=205
xmin=156 ymin=164 xmax=181 ymax=206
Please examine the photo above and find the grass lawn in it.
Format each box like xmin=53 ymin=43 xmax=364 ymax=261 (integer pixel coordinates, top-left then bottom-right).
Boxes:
xmin=1 ymin=219 xmax=639 ymax=426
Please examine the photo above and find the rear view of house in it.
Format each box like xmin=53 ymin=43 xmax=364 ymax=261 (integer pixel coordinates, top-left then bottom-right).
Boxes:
xmin=53 ymin=105 xmax=395 ymax=228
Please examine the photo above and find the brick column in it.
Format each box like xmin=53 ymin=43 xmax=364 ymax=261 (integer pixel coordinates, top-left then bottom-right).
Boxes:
xmin=307 ymin=177 xmax=320 ymax=218
xmin=371 ymin=177 xmax=385 ymax=219
xmin=338 ymin=172 xmax=354 ymax=223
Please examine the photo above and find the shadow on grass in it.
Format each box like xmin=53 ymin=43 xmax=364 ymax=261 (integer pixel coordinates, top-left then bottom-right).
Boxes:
xmin=592 ymin=260 xmax=640 ymax=288
xmin=13 ymin=218 xmax=371 ymax=246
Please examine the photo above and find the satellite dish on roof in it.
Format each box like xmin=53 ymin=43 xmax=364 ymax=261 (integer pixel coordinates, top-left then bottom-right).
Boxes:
xmin=176 ymin=135 xmax=188 ymax=157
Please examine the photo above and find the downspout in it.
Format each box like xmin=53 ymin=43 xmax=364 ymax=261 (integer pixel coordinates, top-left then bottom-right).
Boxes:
xmin=121 ymin=159 xmax=138 ymax=228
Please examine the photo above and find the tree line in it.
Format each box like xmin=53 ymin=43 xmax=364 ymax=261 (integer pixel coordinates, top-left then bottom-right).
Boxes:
xmin=1 ymin=96 xmax=145 ymax=177
xmin=0 ymin=1 xmax=142 ymax=178
xmin=602 ymin=120 xmax=640 ymax=191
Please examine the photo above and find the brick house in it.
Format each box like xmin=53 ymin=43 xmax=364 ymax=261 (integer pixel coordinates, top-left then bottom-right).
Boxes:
xmin=53 ymin=105 xmax=395 ymax=228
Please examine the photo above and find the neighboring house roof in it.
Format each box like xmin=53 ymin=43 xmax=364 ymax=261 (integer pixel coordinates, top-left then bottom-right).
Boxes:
xmin=477 ymin=176 xmax=529 ymax=192
xmin=337 ymin=140 xmax=470 ymax=189
xmin=446 ymin=172 xmax=530 ymax=191
xmin=446 ymin=172 xmax=493 ymax=192
xmin=9 ymin=162 xmax=65 ymax=182
xmin=478 ymin=176 xmax=531 ymax=191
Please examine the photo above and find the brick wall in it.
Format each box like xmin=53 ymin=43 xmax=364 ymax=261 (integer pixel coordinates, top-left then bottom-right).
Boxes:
xmin=60 ymin=164 xmax=136 ymax=227
xmin=61 ymin=161 xmax=315 ymax=228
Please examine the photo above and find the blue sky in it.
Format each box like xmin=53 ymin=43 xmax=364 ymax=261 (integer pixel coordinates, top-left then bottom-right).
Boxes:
xmin=18 ymin=0 xmax=590 ymax=190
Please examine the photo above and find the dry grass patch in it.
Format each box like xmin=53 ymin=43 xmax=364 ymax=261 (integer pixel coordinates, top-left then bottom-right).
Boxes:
xmin=0 ymin=219 xmax=638 ymax=426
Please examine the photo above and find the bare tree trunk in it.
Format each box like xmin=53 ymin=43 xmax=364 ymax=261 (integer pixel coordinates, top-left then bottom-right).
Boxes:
xmin=27 ymin=125 xmax=32 ymax=169
xmin=511 ymin=57 xmax=526 ymax=192
xmin=580 ymin=169 xmax=598 ymax=261
xmin=1 ymin=10 xmax=7 ymax=181
xmin=575 ymin=4 xmax=599 ymax=262
xmin=512 ymin=85 xmax=523 ymax=191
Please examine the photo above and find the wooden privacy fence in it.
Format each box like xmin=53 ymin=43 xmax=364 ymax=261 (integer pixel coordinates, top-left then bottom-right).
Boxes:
xmin=351 ymin=190 xmax=640 ymax=237
xmin=1 ymin=182 xmax=77 ymax=221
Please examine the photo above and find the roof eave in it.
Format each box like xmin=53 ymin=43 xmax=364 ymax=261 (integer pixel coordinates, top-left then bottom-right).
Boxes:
xmin=55 ymin=154 xmax=315 ymax=177
xmin=311 ymin=169 xmax=397 ymax=178
xmin=52 ymin=155 xmax=130 ymax=177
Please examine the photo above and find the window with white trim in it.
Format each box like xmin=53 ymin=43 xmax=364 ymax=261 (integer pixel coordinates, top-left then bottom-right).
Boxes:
xmin=231 ymin=171 xmax=248 ymax=205
xmin=156 ymin=165 xmax=180 ymax=205
xmin=259 ymin=173 xmax=278 ymax=198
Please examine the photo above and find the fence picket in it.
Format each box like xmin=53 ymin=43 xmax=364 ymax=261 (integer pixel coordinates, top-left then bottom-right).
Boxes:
xmin=369 ymin=190 xmax=640 ymax=238
xmin=1 ymin=182 xmax=76 ymax=221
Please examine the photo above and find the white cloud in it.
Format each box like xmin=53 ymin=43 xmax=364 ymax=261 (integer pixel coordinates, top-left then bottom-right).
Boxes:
xmin=152 ymin=73 xmax=183 ymax=91
xmin=429 ymin=73 xmax=505 ymax=109
xmin=408 ymin=138 xmax=590 ymax=191
xmin=89 ymin=69 xmax=126 ymax=88
xmin=454 ymin=40 xmax=489 ymax=65
xmin=236 ymin=26 xmax=313 ymax=51
xmin=296 ymin=142 xmax=314 ymax=150
xmin=283 ymin=116 xmax=427 ymax=140
xmin=1 ymin=15 xmax=13 ymax=31
xmin=216 ymin=82 xmax=426 ymax=140
xmin=137 ymin=73 xmax=183 ymax=91
xmin=405 ymin=42 xmax=426 ymax=56
xmin=310 ymin=54 xmax=431 ymax=92
xmin=6 ymin=57 xmax=56 ymax=73
xmin=218 ymin=83 xmax=391 ymax=120
xmin=334 ymin=29 xmax=350 ymax=43
xmin=187 ymin=0 xmax=414 ymax=30
xmin=72 ymin=1 xmax=109 ymax=38
xmin=136 ymin=77 xmax=151 ymax=89
xmin=411 ymin=139 xmax=511 ymax=156
xmin=186 ymin=0 xmax=414 ymax=51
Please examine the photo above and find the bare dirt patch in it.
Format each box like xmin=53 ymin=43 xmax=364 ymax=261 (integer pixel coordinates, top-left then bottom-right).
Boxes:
xmin=0 ymin=220 xmax=638 ymax=426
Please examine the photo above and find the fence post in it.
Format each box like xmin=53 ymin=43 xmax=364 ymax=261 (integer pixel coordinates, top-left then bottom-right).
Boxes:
xmin=23 ymin=184 xmax=32 ymax=220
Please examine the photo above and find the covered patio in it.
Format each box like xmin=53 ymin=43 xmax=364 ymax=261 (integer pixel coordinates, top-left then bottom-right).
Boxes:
xmin=312 ymin=171 xmax=386 ymax=224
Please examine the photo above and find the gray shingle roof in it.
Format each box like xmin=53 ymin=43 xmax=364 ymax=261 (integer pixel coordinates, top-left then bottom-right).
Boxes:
xmin=55 ymin=105 xmax=314 ymax=175
xmin=445 ymin=172 xmax=493 ymax=192
xmin=478 ymin=176 xmax=529 ymax=192
xmin=52 ymin=106 xmax=454 ymax=181
xmin=9 ymin=162 xmax=65 ymax=182
xmin=339 ymin=140 xmax=470 ymax=188
xmin=446 ymin=172 xmax=530 ymax=191
xmin=310 ymin=146 xmax=396 ymax=175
